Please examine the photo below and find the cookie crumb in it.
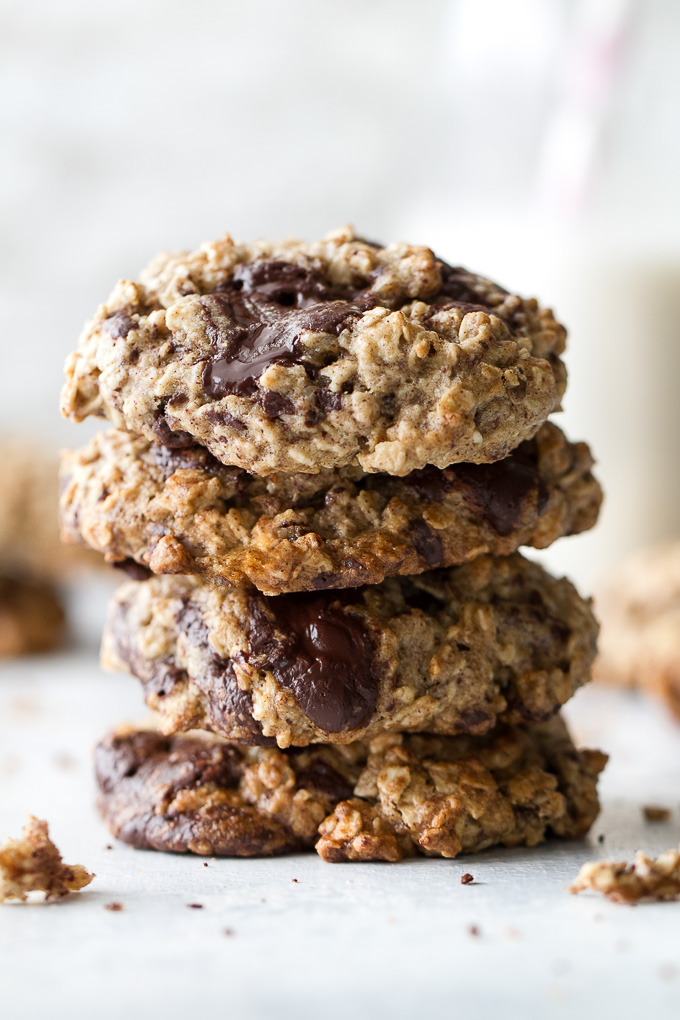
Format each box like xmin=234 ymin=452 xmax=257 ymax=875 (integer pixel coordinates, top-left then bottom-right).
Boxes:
xmin=105 ymin=845 xmax=113 ymax=851
xmin=597 ymin=834 xmax=605 ymax=844
xmin=643 ymin=805 xmax=670 ymax=822
xmin=568 ymin=845 xmax=680 ymax=903
xmin=187 ymin=903 xmax=203 ymax=909
xmin=105 ymin=902 xmax=123 ymax=911
xmin=0 ymin=816 xmax=94 ymax=903
xmin=203 ymin=862 xmax=209 ymax=867
xmin=224 ymin=928 xmax=234 ymax=936
xmin=461 ymin=873 xmax=474 ymax=885
xmin=468 ymin=925 xmax=480 ymax=937
xmin=291 ymin=878 xmax=298 ymax=883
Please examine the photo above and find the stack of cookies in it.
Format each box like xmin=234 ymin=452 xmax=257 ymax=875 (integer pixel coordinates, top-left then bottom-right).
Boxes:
xmin=59 ymin=227 xmax=606 ymax=862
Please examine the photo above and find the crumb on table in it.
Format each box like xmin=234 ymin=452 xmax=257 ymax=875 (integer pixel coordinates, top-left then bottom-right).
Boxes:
xmin=0 ymin=816 xmax=94 ymax=903
xmin=568 ymin=845 xmax=680 ymax=904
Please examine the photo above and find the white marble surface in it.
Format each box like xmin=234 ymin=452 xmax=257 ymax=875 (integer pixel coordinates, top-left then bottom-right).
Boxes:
xmin=1 ymin=639 xmax=680 ymax=1020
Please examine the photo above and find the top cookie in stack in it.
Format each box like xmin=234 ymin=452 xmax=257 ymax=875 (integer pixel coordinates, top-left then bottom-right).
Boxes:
xmin=60 ymin=227 xmax=599 ymax=594
xmin=59 ymin=228 xmax=605 ymax=862
xmin=61 ymin=227 xmax=566 ymax=477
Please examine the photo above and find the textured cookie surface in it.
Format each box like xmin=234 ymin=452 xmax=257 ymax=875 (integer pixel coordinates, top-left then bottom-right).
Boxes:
xmin=95 ymin=716 xmax=606 ymax=860
xmin=0 ymin=574 xmax=65 ymax=657
xmin=61 ymin=227 xmax=566 ymax=476
xmin=61 ymin=422 xmax=601 ymax=595
xmin=102 ymin=554 xmax=598 ymax=747
xmin=594 ymin=541 xmax=680 ymax=719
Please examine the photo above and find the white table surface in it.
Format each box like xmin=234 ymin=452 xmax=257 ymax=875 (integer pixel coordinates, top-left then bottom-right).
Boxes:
xmin=1 ymin=595 xmax=680 ymax=1020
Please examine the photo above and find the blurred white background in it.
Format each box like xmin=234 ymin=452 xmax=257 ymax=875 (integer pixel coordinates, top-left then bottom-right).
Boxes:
xmin=1 ymin=0 xmax=678 ymax=590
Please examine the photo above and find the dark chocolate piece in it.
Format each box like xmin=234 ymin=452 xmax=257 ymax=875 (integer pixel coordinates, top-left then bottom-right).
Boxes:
xmin=453 ymin=448 xmax=549 ymax=536
xmin=200 ymin=260 xmax=373 ymax=399
xmin=246 ymin=592 xmax=379 ymax=733
xmin=103 ymin=312 xmax=138 ymax=339
xmin=409 ymin=519 xmax=444 ymax=567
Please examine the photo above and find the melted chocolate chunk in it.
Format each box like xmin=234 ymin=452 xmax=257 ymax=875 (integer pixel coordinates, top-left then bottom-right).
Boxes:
xmin=453 ymin=446 xmax=549 ymax=536
xmin=246 ymin=592 xmax=378 ymax=733
xmin=201 ymin=260 xmax=374 ymax=399
xmin=410 ymin=519 xmax=444 ymax=567
xmin=103 ymin=311 xmax=138 ymax=339
xmin=151 ymin=416 xmax=195 ymax=448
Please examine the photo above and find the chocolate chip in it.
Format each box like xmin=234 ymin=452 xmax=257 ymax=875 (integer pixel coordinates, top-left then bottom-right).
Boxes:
xmin=316 ymin=388 xmax=343 ymax=414
xmin=246 ymin=592 xmax=379 ymax=733
xmin=260 ymin=390 xmax=295 ymax=418
xmin=453 ymin=444 xmax=549 ymax=536
xmin=187 ymin=903 xmax=203 ymax=909
xmin=103 ymin=311 xmax=138 ymax=339
xmin=409 ymin=519 xmax=444 ymax=567
xmin=461 ymin=873 xmax=474 ymax=885
xmin=151 ymin=416 xmax=194 ymax=448
xmin=203 ymin=408 xmax=247 ymax=432
xmin=112 ymin=558 xmax=152 ymax=581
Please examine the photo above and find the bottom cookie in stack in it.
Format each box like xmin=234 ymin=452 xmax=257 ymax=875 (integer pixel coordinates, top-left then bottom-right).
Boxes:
xmin=95 ymin=716 xmax=606 ymax=861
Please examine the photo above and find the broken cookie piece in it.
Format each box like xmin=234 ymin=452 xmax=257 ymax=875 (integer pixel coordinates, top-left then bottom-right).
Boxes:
xmin=568 ymin=845 xmax=680 ymax=904
xmin=0 ymin=816 xmax=94 ymax=902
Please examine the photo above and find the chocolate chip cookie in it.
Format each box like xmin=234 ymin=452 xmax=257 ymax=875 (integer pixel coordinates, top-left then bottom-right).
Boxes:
xmin=594 ymin=541 xmax=680 ymax=720
xmin=60 ymin=422 xmax=601 ymax=595
xmin=95 ymin=715 xmax=606 ymax=860
xmin=61 ymin=227 xmax=566 ymax=476
xmin=0 ymin=575 xmax=65 ymax=657
xmin=101 ymin=553 xmax=597 ymax=747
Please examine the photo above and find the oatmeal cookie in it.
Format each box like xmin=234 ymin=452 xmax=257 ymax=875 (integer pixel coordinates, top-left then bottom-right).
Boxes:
xmin=0 ymin=816 xmax=93 ymax=902
xmin=101 ymin=554 xmax=598 ymax=747
xmin=95 ymin=716 xmax=606 ymax=860
xmin=60 ymin=421 xmax=601 ymax=595
xmin=0 ymin=441 xmax=99 ymax=582
xmin=61 ymin=227 xmax=566 ymax=476
xmin=594 ymin=541 xmax=680 ymax=719
xmin=0 ymin=574 xmax=65 ymax=657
